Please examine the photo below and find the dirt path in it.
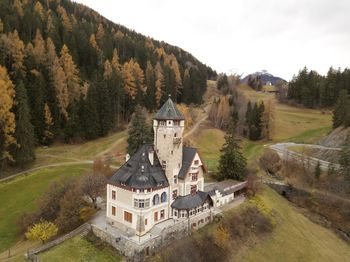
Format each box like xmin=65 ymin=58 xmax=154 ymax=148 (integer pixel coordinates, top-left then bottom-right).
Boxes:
xmin=183 ymin=104 xmax=211 ymax=139
xmin=0 ymin=161 xmax=94 ymax=183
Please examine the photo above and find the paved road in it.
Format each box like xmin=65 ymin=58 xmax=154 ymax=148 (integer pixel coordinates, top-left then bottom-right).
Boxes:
xmin=269 ymin=142 xmax=341 ymax=171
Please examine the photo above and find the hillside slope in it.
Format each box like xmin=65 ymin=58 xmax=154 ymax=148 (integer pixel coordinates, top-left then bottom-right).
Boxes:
xmin=0 ymin=0 xmax=216 ymax=166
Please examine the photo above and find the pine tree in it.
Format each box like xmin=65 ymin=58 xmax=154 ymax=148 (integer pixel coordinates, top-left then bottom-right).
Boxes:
xmin=218 ymin=124 xmax=247 ymax=181
xmin=339 ymin=133 xmax=350 ymax=180
xmin=0 ymin=66 xmax=16 ymax=161
xmin=333 ymin=89 xmax=348 ymax=128
xmin=127 ymin=106 xmax=152 ymax=155
xmin=145 ymin=61 xmax=156 ymax=110
xmin=11 ymin=81 xmax=36 ymax=167
xmin=314 ymin=161 xmax=321 ymax=179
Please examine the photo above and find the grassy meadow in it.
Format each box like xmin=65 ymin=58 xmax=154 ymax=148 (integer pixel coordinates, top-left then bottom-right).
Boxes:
xmin=240 ymin=187 xmax=350 ymax=262
xmin=0 ymin=164 xmax=91 ymax=253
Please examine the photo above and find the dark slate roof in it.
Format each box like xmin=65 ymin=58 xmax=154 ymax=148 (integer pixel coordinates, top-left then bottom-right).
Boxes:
xmin=204 ymin=180 xmax=247 ymax=197
xmin=108 ymin=144 xmax=169 ymax=189
xmin=178 ymin=147 xmax=197 ymax=179
xmin=153 ymin=97 xmax=185 ymax=120
xmin=171 ymin=191 xmax=211 ymax=210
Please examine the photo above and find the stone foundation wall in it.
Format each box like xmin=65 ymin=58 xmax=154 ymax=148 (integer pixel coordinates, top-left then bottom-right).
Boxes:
xmin=91 ymin=210 xmax=214 ymax=261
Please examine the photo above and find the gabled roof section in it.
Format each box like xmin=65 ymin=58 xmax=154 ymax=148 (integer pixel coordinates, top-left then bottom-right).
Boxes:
xmin=178 ymin=147 xmax=197 ymax=179
xmin=108 ymin=144 xmax=169 ymax=189
xmin=171 ymin=191 xmax=212 ymax=210
xmin=153 ymin=97 xmax=185 ymax=120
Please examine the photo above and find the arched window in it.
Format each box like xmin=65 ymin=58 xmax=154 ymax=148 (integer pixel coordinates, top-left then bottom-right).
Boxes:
xmin=153 ymin=194 xmax=159 ymax=205
xmin=161 ymin=192 xmax=167 ymax=203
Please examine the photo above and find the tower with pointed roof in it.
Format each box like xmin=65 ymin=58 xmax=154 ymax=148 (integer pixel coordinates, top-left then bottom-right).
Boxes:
xmin=153 ymin=96 xmax=185 ymax=210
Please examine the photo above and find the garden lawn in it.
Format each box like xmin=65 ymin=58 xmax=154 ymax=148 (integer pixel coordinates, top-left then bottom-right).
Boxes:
xmin=0 ymin=164 xmax=90 ymax=253
xmin=39 ymin=236 xmax=122 ymax=262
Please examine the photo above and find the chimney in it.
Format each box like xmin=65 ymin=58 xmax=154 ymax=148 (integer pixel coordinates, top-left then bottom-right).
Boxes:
xmin=148 ymin=150 xmax=154 ymax=166
xmin=125 ymin=153 xmax=130 ymax=162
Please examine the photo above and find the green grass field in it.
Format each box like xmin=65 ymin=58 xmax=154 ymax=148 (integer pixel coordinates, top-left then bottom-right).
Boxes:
xmin=192 ymin=128 xmax=225 ymax=172
xmin=240 ymin=187 xmax=350 ymax=262
xmin=34 ymin=130 xmax=127 ymax=167
xmin=39 ymin=236 xmax=122 ymax=262
xmin=0 ymin=164 xmax=91 ymax=253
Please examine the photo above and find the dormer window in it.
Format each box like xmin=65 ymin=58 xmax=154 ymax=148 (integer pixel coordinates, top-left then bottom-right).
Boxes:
xmin=194 ymin=160 xmax=199 ymax=165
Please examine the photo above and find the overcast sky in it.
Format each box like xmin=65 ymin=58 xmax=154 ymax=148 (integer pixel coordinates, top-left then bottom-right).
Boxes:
xmin=74 ymin=0 xmax=350 ymax=81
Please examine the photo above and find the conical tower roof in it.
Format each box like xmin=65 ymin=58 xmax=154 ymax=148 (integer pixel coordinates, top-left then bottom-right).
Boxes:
xmin=153 ymin=96 xmax=185 ymax=120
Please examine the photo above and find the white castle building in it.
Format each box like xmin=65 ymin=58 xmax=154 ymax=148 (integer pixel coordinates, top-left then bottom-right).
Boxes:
xmin=105 ymin=97 xmax=247 ymax=237
xmin=106 ymin=97 xmax=213 ymax=236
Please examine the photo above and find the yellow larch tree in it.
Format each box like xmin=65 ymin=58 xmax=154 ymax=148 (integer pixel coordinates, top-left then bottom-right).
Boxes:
xmin=60 ymin=44 xmax=81 ymax=103
xmin=96 ymin=23 xmax=105 ymax=41
xmin=170 ymin=54 xmax=182 ymax=91
xmin=53 ymin=56 xmax=69 ymax=119
xmin=32 ymin=29 xmax=46 ymax=65
xmin=0 ymin=66 xmax=16 ymax=160
xmin=5 ymin=30 xmax=25 ymax=76
xmin=89 ymin=34 xmax=100 ymax=52
xmin=34 ymin=1 xmax=45 ymax=21
xmin=111 ymin=48 xmax=120 ymax=73
xmin=13 ymin=0 xmax=24 ymax=18
xmin=103 ymin=59 xmax=112 ymax=80
xmin=42 ymin=103 xmax=54 ymax=144
xmin=145 ymin=37 xmax=154 ymax=50
xmin=57 ymin=5 xmax=72 ymax=32
xmin=154 ymin=62 xmax=164 ymax=107
xmin=130 ymin=59 xmax=146 ymax=93
xmin=122 ymin=61 xmax=137 ymax=100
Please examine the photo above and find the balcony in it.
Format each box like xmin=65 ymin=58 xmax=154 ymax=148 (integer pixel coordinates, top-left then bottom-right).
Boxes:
xmin=173 ymin=137 xmax=182 ymax=144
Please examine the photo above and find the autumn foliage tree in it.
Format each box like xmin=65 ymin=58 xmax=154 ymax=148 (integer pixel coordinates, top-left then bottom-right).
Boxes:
xmin=0 ymin=66 xmax=16 ymax=161
xmin=25 ymin=219 xmax=58 ymax=244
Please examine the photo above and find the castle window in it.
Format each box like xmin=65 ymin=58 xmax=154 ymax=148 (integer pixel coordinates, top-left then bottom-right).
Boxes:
xmin=194 ymin=160 xmax=199 ymax=165
xmin=168 ymin=121 xmax=171 ymax=125
xmin=191 ymin=173 xmax=198 ymax=181
xmin=164 ymin=134 xmax=166 ymax=139
xmin=171 ymin=150 xmax=173 ymax=155
xmin=159 ymin=120 xmax=166 ymax=126
xmin=145 ymin=218 xmax=148 ymax=225
xmin=160 ymin=209 xmax=165 ymax=219
xmin=174 ymin=121 xmax=180 ymax=126
xmin=153 ymin=194 xmax=160 ymax=205
xmin=154 ymin=211 xmax=158 ymax=222
xmin=134 ymin=198 xmax=150 ymax=208
xmin=172 ymin=190 xmax=178 ymax=200
xmin=190 ymin=185 xmax=197 ymax=195
xmin=162 ymin=160 xmax=166 ymax=169
xmin=112 ymin=206 xmax=116 ymax=216
xmin=173 ymin=175 xmax=177 ymax=184
xmin=112 ymin=190 xmax=116 ymax=200
xmin=174 ymin=133 xmax=177 ymax=138
xmin=124 ymin=211 xmax=132 ymax=223
xmin=161 ymin=192 xmax=167 ymax=203
xmin=174 ymin=210 xmax=178 ymax=217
